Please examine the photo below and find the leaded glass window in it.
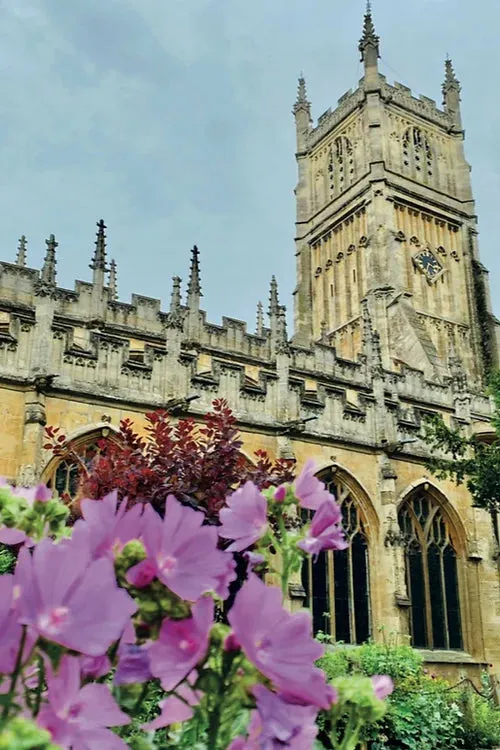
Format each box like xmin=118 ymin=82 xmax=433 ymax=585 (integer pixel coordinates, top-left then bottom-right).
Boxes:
xmin=301 ymin=470 xmax=371 ymax=644
xmin=48 ymin=442 xmax=100 ymax=501
xmin=398 ymin=492 xmax=462 ymax=650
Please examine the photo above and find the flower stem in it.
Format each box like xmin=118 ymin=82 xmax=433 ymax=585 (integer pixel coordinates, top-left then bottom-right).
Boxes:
xmin=337 ymin=708 xmax=363 ymax=750
xmin=277 ymin=515 xmax=290 ymax=596
xmin=131 ymin=680 xmax=150 ymax=715
xmin=0 ymin=625 xmax=27 ymax=729
xmin=33 ymin=654 xmax=45 ymax=717
xmin=206 ymin=650 xmax=238 ymax=749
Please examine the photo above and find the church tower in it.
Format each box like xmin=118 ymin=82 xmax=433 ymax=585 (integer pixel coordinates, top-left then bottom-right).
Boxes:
xmin=293 ymin=3 xmax=499 ymax=384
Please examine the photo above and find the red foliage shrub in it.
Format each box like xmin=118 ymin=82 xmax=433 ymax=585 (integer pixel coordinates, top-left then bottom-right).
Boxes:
xmin=44 ymin=399 xmax=295 ymax=521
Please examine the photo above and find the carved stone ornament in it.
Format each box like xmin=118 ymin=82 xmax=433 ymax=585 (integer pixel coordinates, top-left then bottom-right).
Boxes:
xmin=288 ymin=582 xmax=306 ymax=599
xmin=395 ymin=594 xmax=411 ymax=608
xmin=24 ymin=402 xmax=46 ymax=426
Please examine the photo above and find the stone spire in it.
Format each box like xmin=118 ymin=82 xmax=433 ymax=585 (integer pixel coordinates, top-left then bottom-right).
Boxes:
xmin=293 ymin=75 xmax=310 ymax=115
xmin=170 ymin=276 xmax=182 ymax=313
xmin=442 ymin=57 xmax=462 ymax=129
xmin=186 ymin=245 xmax=202 ymax=309
xmin=40 ymin=235 xmax=57 ymax=286
xmin=359 ymin=0 xmax=380 ymax=74
xmin=256 ymin=301 xmax=264 ymax=337
xmin=293 ymin=75 xmax=312 ymax=151
xmin=90 ymin=219 xmax=108 ymax=272
xmin=443 ymin=56 xmax=461 ymax=95
xmin=276 ymin=305 xmax=291 ymax=355
xmin=268 ymin=275 xmax=280 ymax=317
xmin=167 ymin=275 xmax=184 ymax=330
xmin=108 ymin=258 xmax=117 ymax=301
xmin=16 ymin=235 xmax=27 ymax=267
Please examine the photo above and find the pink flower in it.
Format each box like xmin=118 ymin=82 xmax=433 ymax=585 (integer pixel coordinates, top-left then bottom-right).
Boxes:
xmin=0 ymin=479 xmax=53 ymax=505
xmin=0 ymin=527 xmax=34 ymax=547
xmin=372 ymin=675 xmax=394 ymax=700
xmin=37 ymin=656 xmax=130 ymax=749
xmin=149 ymin=597 xmax=213 ymax=691
xmin=143 ymin=672 xmax=201 ymax=730
xmin=0 ymin=575 xmax=35 ymax=674
xmin=80 ymin=654 xmax=111 ymax=680
xmin=224 ymin=633 xmax=240 ymax=652
xmin=243 ymin=551 xmax=266 ymax=569
xmin=114 ymin=643 xmax=152 ymax=685
xmin=228 ymin=739 xmax=247 ymax=750
xmin=214 ymin=553 xmax=237 ymax=600
xmin=218 ymin=482 xmax=268 ymax=552
xmin=293 ymin=460 xmax=332 ymax=511
xmin=13 ymin=483 xmax=53 ymax=504
xmin=274 ymin=485 xmax=287 ymax=503
xmin=15 ymin=537 xmax=137 ymax=656
xmin=251 ymin=684 xmax=318 ymax=748
xmin=72 ymin=491 xmax=144 ymax=561
xmin=126 ymin=497 xmax=229 ymax=601
xmin=228 ymin=574 xmax=332 ymax=709
xmin=297 ymin=498 xmax=347 ymax=558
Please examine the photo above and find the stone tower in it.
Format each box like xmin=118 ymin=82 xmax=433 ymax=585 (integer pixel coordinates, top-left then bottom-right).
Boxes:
xmin=293 ymin=4 xmax=499 ymax=384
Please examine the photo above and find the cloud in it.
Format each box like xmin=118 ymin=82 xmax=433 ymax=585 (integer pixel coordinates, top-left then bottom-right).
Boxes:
xmin=0 ymin=0 xmax=497 ymax=329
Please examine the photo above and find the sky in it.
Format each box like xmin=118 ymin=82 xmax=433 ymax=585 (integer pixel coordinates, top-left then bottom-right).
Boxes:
xmin=0 ymin=0 xmax=499 ymax=329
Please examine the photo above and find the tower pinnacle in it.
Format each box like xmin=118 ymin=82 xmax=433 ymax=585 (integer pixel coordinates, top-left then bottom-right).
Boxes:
xmin=293 ymin=75 xmax=310 ymax=114
xmin=16 ymin=235 xmax=27 ymax=267
xmin=443 ymin=57 xmax=461 ymax=93
xmin=268 ymin=275 xmax=280 ymax=317
xmin=187 ymin=245 xmax=202 ymax=308
xmin=41 ymin=235 xmax=57 ymax=286
xmin=170 ymin=275 xmax=182 ymax=313
xmin=108 ymin=258 xmax=118 ymax=300
xmin=256 ymin=301 xmax=264 ymax=337
xmin=90 ymin=219 xmax=108 ymax=272
xmin=442 ymin=57 xmax=462 ymax=129
xmin=293 ymin=74 xmax=312 ymax=150
xmin=359 ymin=0 xmax=380 ymax=65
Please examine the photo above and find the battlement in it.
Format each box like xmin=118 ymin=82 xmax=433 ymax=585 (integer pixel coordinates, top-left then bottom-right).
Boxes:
xmin=381 ymin=80 xmax=450 ymax=128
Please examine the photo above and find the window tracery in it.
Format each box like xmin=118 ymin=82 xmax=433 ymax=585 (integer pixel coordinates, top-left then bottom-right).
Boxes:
xmin=301 ymin=469 xmax=370 ymax=643
xmin=398 ymin=491 xmax=462 ymax=650
xmin=45 ymin=430 xmax=116 ymax=502
xmin=329 ymin=136 xmax=355 ymax=196
xmin=402 ymin=127 xmax=433 ymax=181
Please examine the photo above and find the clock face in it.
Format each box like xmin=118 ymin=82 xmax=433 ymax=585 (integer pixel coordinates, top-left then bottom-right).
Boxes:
xmin=413 ymin=249 xmax=443 ymax=280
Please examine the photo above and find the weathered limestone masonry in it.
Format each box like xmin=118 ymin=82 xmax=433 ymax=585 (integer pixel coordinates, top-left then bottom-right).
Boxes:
xmin=0 ymin=7 xmax=499 ymax=682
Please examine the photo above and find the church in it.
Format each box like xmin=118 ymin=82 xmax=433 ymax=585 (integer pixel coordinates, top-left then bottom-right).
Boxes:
xmin=0 ymin=6 xmax=499 ymax=681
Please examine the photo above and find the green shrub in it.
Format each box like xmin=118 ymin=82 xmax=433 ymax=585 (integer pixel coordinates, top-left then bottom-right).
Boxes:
xmin=318 ymin=640 xmax=423 ymax=684
xmin=367 ymin=684 xmax=464 ymax=750
xmin=316 ymin=639 xmax=500 ymax=749
xmin=0 ymin=543 xmax=15 ymax=575
xmin=459 ymin=690 xmax=500 ymax=749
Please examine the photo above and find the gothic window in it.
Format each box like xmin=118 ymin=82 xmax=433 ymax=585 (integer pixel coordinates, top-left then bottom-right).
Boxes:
xmin=402 ymin=127 xmax=433 ymax=181
xmin=329 ymin=136 xmax=355 ymax=196
xmin=301 ymin=470 xmax=371 ymax=643
xmin=398 ymin=492 xmax=462 ymax=650
xmin=45 ymin=430 xmax=116 ymax=502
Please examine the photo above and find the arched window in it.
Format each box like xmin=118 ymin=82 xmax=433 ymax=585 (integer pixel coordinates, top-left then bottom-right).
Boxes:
xmin=45 ymin=428 xmax=117 ymax=503
xmin=402 ymin=127 xmax=433 ymax=181
xmin=329 ymin=136 xmax=355 ymax=196
xmin=398 ymin=491 xmax=462 ymax=650
xmin=301 ymin=469 xmax=371 ymax=643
